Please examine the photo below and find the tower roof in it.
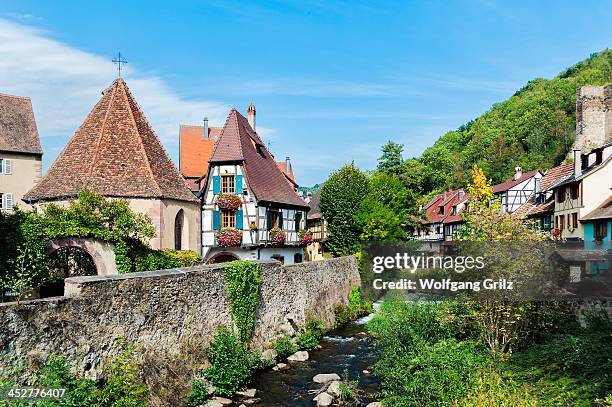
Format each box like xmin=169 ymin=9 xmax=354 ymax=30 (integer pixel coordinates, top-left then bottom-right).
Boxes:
xmin=0 ymin=93 xmax=43 ymax=155
xmin=24 ymin=78 xmax=197 ymax=203
xmin=209 ymin=108 xmax=308 ymax=208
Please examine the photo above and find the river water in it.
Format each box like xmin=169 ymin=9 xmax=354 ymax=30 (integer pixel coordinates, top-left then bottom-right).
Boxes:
xmin=250 ymin=313 xmax=380 ymax=406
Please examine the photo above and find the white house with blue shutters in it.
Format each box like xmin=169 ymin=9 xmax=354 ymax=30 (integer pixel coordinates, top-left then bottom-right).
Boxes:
xmin=199 ymin=107 xmax=310 ymax=264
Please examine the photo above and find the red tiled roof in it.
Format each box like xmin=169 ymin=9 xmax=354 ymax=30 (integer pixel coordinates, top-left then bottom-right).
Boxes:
xmin=24 ymin=78 xmax=198 ymax=203
xmin=492 ymin=169 xmax=540 ymax=193
xmin=179 ymin=125 xmax=222 ymax=178
xmin=0 ymin=93 xmax=43 ymax=155
xmin=277 ymin=161 xmax=297 ymax=185
xmin=209 ymin=108 xmax=308 ymax=208
xmin=423 ymin=190 xmax=463 ymax=224
xmin=541 ymin=163 xmax=573 ymax=191
xmin=308 ymin=189 xmax=322 ymax=219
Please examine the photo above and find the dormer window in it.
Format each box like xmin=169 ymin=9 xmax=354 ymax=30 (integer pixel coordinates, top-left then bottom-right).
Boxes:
xmin=438 ymin=205 xmax=445 ymax=215
xmin=451 ymin=206 xmax=457 ymax=215
xmin=595 ymin=149 xmax=603 ymax=165
xmin=256 ymin=144 xmax=266 ymax=158
xmin=581 ymin=155 xmax=588 ymax=170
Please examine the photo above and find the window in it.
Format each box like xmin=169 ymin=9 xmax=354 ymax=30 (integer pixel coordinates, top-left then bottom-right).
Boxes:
xmin=2 ymin=193 xmax=13 ymax=210
xmin=295 ymin=212 xmax=302 ymax=231
xmin=451 ymin=206 xmax=457 ymax=216
xmin=0 ymin=158 xmax=3 ymax=174
xmin=294 ymin=253 xmax=303 ymax=264
xmin=222 ymin=210 xmax=235 ymax=228
xmin=267 ymin=210 xmax=281 ymax=230
xmin=221 ymin=175 xmax=235 ymax=194
xmin=571 ymin=213 xmax=578 ymax=229
xmin=557 ymin=187 xmax=565 ymax=203
xmin=570 ymin=183 xmax=580 ymax=200
xmin=501 ymin=193 xmax=508 ymax=210
xmin=558 ymin=215 xmax=565 ymax=231
xmin=595 ymin=150 xmax=603 ymax=165
xmin=438 ymin=205 xmax=444 ymax=215
xmin=594 ymin=221 xmax=608 ymax=241
xmin=0 ymin=158 xmax=12 ymax=175
xmin=581 ymin=155 xmax=588 ymax=170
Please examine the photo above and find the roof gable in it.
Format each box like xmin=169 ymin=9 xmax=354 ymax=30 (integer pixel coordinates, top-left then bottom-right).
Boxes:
xmin=0 ymin=93 xmax=43 ymax=154
xmin=24 ymin=79 xmax=197 ymax=203
xmin=209 ymin=108 xmax=308 ymax=208
xmin=492 ymin=169 xmax=540 ymax=193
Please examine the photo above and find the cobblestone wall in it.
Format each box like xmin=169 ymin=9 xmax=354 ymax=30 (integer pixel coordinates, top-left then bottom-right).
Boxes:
xmin=0 ymin=256 xmax=360 ymax=378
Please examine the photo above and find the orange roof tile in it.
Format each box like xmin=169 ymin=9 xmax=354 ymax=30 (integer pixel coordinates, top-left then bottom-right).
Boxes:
xmin=179 ymin=125 xmax=221 ymax=178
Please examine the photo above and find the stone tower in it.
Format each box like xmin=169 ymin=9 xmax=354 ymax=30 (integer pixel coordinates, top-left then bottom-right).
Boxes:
xmin=574 ymin=85 xmax=612 ymax=151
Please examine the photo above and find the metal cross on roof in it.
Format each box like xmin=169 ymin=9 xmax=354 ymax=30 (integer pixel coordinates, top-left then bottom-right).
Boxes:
xmin=112 ymin=52 xmax=128 ymax=77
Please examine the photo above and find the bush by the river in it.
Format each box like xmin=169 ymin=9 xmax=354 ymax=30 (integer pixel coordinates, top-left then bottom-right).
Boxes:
xmin=368 ymin=300 xmax=612 ymax=406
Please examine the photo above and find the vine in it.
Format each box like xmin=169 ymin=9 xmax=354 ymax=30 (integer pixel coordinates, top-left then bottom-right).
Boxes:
xmin=223 ymin=261 xmax=262 ymax=343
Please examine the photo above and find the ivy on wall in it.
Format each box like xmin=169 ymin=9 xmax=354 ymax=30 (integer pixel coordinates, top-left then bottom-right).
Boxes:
xmin=222 ymin=261 xmax=262 ymax=343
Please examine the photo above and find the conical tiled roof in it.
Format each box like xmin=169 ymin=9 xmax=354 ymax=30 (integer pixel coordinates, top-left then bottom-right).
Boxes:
xmin=24 ymin=78 xmax=197 ymax=203
xmin=210 ymin=108 xmax=308 ymax=208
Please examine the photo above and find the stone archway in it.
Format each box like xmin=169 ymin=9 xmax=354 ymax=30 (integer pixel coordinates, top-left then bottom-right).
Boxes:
xmin=206 ymin=251 xmax=240 ymax=264
xmin=46 ymin=238 xmax=118 ymax=276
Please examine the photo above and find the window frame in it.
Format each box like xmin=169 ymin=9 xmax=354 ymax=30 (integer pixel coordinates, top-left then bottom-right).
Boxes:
xmin=221 ymin=210 xmax=236 ymax=229
xmin=221 ymin=175 xmax=235 ymax=194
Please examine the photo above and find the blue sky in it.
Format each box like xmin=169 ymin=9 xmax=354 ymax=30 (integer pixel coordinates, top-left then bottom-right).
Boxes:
xmin=0 ymin=1 xmax=610 ymax=186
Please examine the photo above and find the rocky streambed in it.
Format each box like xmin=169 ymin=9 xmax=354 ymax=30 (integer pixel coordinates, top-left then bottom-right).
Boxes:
xmin=247 ymin=313 xmax=381 ymax=406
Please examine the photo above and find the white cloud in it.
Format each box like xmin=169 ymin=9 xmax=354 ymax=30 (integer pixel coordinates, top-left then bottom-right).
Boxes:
xmin=0 ymin=18 xmax=229 ymax=149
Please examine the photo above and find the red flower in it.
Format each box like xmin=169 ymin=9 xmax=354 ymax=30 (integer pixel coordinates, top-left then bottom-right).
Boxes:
xmin=269 ymin=227 xmax=286 ymax=246
xmin=298 ymin=229 xmax=314 ymax=246
xmin=216 ymin=228 xmax=243 ymax=247
xmin=216 ymin=193 xmax=242 ymax=211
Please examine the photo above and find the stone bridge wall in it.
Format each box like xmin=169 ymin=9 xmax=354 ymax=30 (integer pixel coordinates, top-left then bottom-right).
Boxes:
xmin=0 ymin=256 xmax=360 ymax=378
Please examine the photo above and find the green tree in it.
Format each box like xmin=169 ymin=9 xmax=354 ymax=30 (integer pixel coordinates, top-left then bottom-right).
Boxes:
xmin=319 ymin=163 xmax=369 ymax=256
xmin=377 ymin=141 xmax=404 ymax=173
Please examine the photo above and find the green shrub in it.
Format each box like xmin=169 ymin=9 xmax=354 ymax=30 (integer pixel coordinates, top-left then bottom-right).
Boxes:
xmin=97 ymin=346 xmax=148 ymax=407
xmin=36 ymin=354 xmax=99 ymax=406
xmin=297 ymin=319 xmax=324 ymax=350
xmin=186 ymin=378 xmax=211 ymax=407
xmin=375 ymin=339 xmax=488 ymax=407
xmin=334 ymin=287 xmax=373 ymax=328
xmin=456 ymin=368 xmax=538 ymax=407
xmin=272 ymin=335 xmax=298 ymax=359
xmin=204 ymin=327 xmax=257 ymax=397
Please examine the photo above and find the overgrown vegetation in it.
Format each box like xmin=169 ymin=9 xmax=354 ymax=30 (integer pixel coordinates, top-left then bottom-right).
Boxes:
xmin=297 ymin=319 xmax=325 ymax=350
xmin=0 ymin=192 xmax=201 ymax=300
xmin=202 ymin=327 xmax=258 ymax=398
xmin=222 ymin=261 xmax=262 ymax=343
xmin=333 ymin=287 xmax=373 ymax=328
xmin=368 ymin=301 xmax=612 ymax=406
xmin=272 ymin=335 xmax=299 ymax=359
xmin=0 ymin=346 xmax=148 ymax=407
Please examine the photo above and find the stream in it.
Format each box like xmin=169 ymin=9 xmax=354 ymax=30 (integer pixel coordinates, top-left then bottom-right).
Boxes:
xmin=250 ymin=311 xmax=380 ymax=406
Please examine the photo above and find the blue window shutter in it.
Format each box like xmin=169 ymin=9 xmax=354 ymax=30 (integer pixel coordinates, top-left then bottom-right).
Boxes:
xmin=213 ymin=176 xmax=220 ymax=194
xmin=213 ymin=210 xmax=221 ymax=230
xmin=236 ymin=175 xmax=243 ymax=193
xmin=236 ymin=210 xmax=243 ymax=229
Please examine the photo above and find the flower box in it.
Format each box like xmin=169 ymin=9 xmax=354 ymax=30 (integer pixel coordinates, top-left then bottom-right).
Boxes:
xmin=216 ymin=228 xmax=243 ymax=247
xmin=269 ymin=227 xmax=286 ymax=246
xmin=216 ymin=193 xmax=242 ymax=211
xmin=298 ymin=229 xmax=314 ymax=246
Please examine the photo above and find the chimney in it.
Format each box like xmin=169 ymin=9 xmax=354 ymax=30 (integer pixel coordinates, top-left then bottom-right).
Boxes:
xmin=285 ymin=156 xmax=291 ymax=171
xmin=514 ymin=166 xmax=523 ymax=180
xmin=574 ymin=149 xmax=582 ymax=177
xmin=247 ymin=103 xmax=256 ymax=130
xmin=203 ymin=117 xmax=209 ymax=139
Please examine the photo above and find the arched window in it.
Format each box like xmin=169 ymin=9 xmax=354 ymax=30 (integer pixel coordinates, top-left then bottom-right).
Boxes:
xmin=294 ymin=253 xmax=303 ymax=264
xmin=174 ymin=209 xmax=185 ymax=250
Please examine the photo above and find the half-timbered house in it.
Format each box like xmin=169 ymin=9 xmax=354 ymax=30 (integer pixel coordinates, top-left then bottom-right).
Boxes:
xmin=199 ymin=107 xmax=309 ymax=264
xmin=491 ymin=167 xmax=542 ymax=213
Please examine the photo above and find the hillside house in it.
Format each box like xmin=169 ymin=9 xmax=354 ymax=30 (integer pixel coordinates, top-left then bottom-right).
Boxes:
xmin=24 ymin=78 xmax=201 ymax=251
xmin=549 ymin=142 xmax=611 ymax=241
xmin=581 ymin=195 xmax=612 ymax=250
xmin=196 ymin=107 xmax=309 ymax=264
xmin=491 ymin=167 xmax=542 ymax=213
xmin=0 ymin=93 xmax=43 ymax=212
xmin=414 ymin=189 xmax=466 ymax=242
xmin=305 ymin=189 xmax=327 ymax=260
